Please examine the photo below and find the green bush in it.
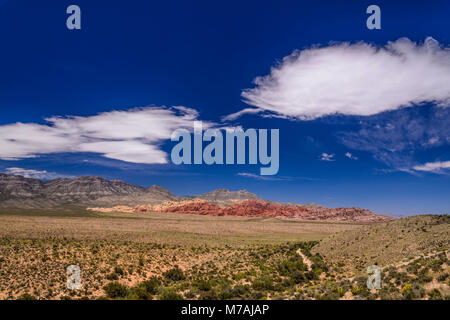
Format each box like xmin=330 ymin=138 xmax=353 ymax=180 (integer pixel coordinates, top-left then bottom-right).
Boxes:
xmin=252 ymin=276 xmax=274 ymax=291
xmin=17 ymin=293 xmax=36 ymax=300
xmin=106 ymin=273 xmax=119 ymax=280
xmin=163 ymin=266 xmax=186 ymax=281
xmin=229 ymin=284 xmax=250 ymax=298
xmin=140 ymin=277 xmax=161 ymax=295
xmin=127 ymin=284 xmax=153 ymax=300
xmin=402 ymin=283 xmax=425 ymax=300
xmin=158 ymin=288 xmax=184 ymax=300
xmin=193 ymin=279 xmax=212 ymax=292
xmin=114 ymin=266 xmax=125 ymax=276
xmin=103 ymin=282 xmax=128 ymax=299
xmin=277 ymin=256 xmax=306 ymax=276
xmin=248 ymin=291 xmax=266 ymax=300
xmin=428 ymin=289 xmax=443 ymax=300
xmin=199 ymin=289 xmax=218 ymax=300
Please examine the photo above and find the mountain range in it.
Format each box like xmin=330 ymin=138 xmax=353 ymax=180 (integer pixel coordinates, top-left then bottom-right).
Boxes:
xmin=0 ymin=173 xmax=258 ymax=209
xmin=0 ymin=173 xmax=393 ymax=222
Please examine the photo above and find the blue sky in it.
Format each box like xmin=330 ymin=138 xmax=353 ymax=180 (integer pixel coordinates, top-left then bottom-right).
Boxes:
xmin=0 ymin=0 xmax=449 ymax=215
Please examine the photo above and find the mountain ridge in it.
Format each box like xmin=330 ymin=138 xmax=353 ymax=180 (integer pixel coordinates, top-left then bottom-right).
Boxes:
xmin=0 ymin=174 xmax=259 ymax=209
xmin=0 ymin=173 xmax=393 ymax=222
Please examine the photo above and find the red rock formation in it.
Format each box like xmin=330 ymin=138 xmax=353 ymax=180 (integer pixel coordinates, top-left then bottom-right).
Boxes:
xmin=156 ymin=199 xmax=391 ymax=222
xmin=88 ymin=199 xmax=392 ymax=222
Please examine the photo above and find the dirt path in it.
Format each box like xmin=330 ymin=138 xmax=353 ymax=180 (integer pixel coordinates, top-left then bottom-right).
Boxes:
xmin=296 ymin=248 xmax=314 ymax=271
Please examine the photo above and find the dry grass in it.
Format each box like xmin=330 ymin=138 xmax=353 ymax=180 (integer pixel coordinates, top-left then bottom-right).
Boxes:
xmin=0 ymin=210 xmax=448 ymax=300
xmin=0 ymin=210 xmax=360 ymax=246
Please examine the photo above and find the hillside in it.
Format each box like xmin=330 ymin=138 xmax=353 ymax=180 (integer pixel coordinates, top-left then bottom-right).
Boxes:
xmin=313 ymin=214 xmax=450 ymax=272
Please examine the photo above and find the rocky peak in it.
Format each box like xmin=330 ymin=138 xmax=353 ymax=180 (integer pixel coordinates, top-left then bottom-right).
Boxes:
xmin=198 ymin=188 xmax=259 ymax=201
xmin=146 ymin=185 xmax=177 ymax=200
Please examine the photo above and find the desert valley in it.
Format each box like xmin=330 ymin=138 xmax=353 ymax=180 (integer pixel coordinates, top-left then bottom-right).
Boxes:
xmin=0 ymin=173 xmax=448 ymax=300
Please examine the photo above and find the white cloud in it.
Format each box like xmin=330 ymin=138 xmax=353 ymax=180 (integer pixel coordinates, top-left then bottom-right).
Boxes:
xmin=320 ymin=153 xmax=335 ymax=161
xmin=3 ymin=167 xmax=72 ymax=180
xmin=221 ymin=108 xmax=262 ymax=122
xmin=241 ymin=37 xmax=450 ymax=120
xmin=345 ymin=152 xmax=358 ymax=160
xmin=237 ymin=172 xmax=287 ymax=181
xmin=0 ymin=106 xmax=212 ymax=164
xmin=412 ymin=161 xmax=450 ymax=174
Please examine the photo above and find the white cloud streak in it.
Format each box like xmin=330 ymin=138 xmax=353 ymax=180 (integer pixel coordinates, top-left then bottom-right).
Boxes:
xmin=237 ymin=172 xmax=288 ymax=181
xmin=221 ymin=108 xmax=262 ymax=122
xmin=0 ymin=106 xmax=212 ymax=164
xmin=345 ymin=152 xmax=358 ymax=160
xmin=412 ymin=161 xmax=450 ymax=174
xmin=241 ymin=37 xmax=450 ymax=119
xmin=320 ymin=153 xmax=335 ymax=161
xmin=3 ymin=167 xmax=72 ymax=180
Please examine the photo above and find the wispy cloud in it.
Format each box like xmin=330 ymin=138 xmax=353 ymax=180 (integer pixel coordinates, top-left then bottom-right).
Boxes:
xmin=3 ymin=167 xmax=72 ymax=180
xmin=237 ymin=172 xmax=288 ymax=181
xmin=240 ymin=37 xmax=450 ymax=120
xmin=238 ymin=172 xmax=319 ymax=181
xmin=339 ymin=106 xmax=450 ymax=170
xmin=320 ymin=153 xmax=335 ymax=161
xmin=412 ymin=161 xmax=450 ymax=174
xmin=345 ymin=152 xmax=358 ymax=160
xmin=0 ymin=106 xmax=213 ymax=165
xmin=221 ymin=108 xmax=262 ymax=122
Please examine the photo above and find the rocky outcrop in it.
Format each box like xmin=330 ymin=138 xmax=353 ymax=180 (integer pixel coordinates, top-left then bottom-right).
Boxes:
xmin=196 ymin=188 xmax=259 ymax=201
xmin=88 ymin=199 xmax=392 ymax=222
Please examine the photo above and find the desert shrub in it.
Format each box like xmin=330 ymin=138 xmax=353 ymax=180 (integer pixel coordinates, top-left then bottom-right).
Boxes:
xmin=358 ymin=287 xmax=371 ymax=298
xmin=184 ymin=290 xmax=196 ymax=299
xmin=417 ymin=270 xmax=433 ymax=284
xmin=252 ymin=276 xmax=274 ymax=291
xmin=277 ymin=256 xmax=306 ymax=276
xmin=437 ymin=273 xmax=448 ymax=282
xmin=248 ymin=291 xmax=266 ymax=300
xmin=318 ymin=291 xmax=340 ymax=300
xmin=232 ymin=272 xmax=246 ymax=281
xmin=158 ymin=288 xmax=184 ymax=300
xmin=379 ymin=287 xmax=398 ymax=300
xmin=428 ymin=289 xmax=443 ymax=300
xmin=218 ymin=286 xmax=234 ymax=300
xmin=103 ymin=282 xmax=128 ymax=299
xmin=305 ymin=269 xmax=319 ymax=281
xmin=350 ymin=285 xmax=362 ymax=295
xmin=193 ymin=279 xmax=212 ymax=292
xmin=199 ymin=289 xmax=218 ymax=300
xmin=335 ymin=287 xmax=346 ymax=297
xmin=406 ymin=263 xmax=419 ymax=274
xmin=402 ymin=283 xmax=425 ymax=300
xmin=127 ymin=286 xmax=152 ymax=300
xmin=225 ymin=284 xmax=250 ymax=299
xmin=114 ymin=266 xmax=125 ymax=276
xmin=106 ymin=273 xmax=119 ymax=280
xmin=128 ymin=277 xmax=160 ymax=300
xmin=17 ymin=293 xmax=36 ymax=300
xmin=163 ymin=266 xmax=186 ymax=281
xmin=140 ymin=277 xmax=161 ymax=295
xmin=290 ymin=270 xmax=307 ymax=284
